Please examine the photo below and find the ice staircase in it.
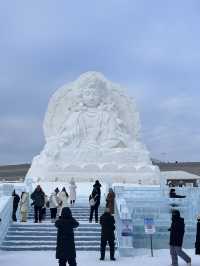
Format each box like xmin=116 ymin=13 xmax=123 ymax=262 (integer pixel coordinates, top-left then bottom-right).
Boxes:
xmin=128 ymin=195 xmax=197 ymax=249
xmin=1 ymin=206 xmax=104 ymax=251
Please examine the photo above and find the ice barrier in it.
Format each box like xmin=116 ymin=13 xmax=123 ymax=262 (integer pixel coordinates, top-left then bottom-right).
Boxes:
xmin=0 ymin=196 xmax=12 ymax=244
xmin=114 ymin=185 xmax=200 ymax=250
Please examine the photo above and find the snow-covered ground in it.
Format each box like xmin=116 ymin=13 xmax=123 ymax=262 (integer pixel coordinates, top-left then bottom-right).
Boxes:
xmin=0 ymin=250 xmax=199 ymax=266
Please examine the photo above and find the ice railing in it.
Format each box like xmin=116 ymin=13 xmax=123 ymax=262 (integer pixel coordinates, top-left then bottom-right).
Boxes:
xmin=0 ymin=195 xmax=12 ymax=244
xmin=114 ymin=186 xmax=200 ymax=226
xmin=166 ymin=187 xmax=200 ymax=222
xmin=0 ymin=183 xmax=28 ymax=245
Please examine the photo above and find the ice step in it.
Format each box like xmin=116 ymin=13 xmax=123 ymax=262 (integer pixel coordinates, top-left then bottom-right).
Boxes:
xmin=8 ymin=228 xmax=101 ymax=233
xmin=1 ymin=246 xmax=101 ymax=251
xmin=11 ymin=222 xmax=100 ymax=227
xmin=7 ymin=231 xmax=100 ymax=236
xmin=5 ymin=236 xmax=101 ymax=241
xmin=2 ymin=240 xmax=101 ymax=246
xmin=1 ymin=206 xmax=107 ymax=251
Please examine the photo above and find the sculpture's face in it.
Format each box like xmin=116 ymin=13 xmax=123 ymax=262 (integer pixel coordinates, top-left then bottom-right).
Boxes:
xmin=82 ymin=83 xmax=101 ymax=108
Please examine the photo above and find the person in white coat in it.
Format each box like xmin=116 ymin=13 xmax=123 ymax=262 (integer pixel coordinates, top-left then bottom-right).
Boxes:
xmin=58 ymin=187 xmax=69 ymax=215
xmin=49 ymin=190 xmax=59 ymax=222
xmin=69 ymin=178 xmax=77 ymax=206
xmin=19 ymin=191 xmax=29 ymax=222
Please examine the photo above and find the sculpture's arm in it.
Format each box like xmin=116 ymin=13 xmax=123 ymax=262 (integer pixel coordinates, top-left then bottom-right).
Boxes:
xmin=105 ymin=113 xmax=130 ymax=148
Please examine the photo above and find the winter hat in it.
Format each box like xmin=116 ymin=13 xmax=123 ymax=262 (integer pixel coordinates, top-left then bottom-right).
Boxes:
xmin=54 ymin=187 xmax=59 ymax=194
xmin=197 ymin=214 xmax=200 ymax=221
xmin=61 ymin=207 xmax=72 ymax=219
xmin=172 ymin=209 xmax=180 ymax=217
xmin=94 ymin=180 xmax=101 ymax=187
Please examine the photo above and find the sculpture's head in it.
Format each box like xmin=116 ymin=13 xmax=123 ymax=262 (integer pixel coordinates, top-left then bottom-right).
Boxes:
xmin=78 ymin=72 xmax=107 ymax=108
xmin=82 ymin=83 xmax=101 ymax=108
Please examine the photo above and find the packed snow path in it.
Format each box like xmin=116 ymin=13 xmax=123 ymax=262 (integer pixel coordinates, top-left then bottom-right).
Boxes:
xmin=1 ymin=250 xmax=200 ymax=266
xmin=1 ymin=206 xmax=104 ymax=251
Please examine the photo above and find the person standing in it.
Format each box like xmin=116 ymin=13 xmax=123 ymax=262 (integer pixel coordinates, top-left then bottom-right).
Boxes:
xmin=169 ymin=189 xmax=186 ymax=198
xmin=88 ymin=180 xmax=101 ymax=223
xmin=55 ymin=187 xmax=60 ymax=195
xmin=89 ymin=189 xmax=100 ymax=223
xmin=19 ymin=191 xmax=29 ymax=222
xmin=69 ymin=178 xmax=77 ymax=206
xmin=41 ymin=194 xmax=49 ymax=221
xmin=195 ymin=215 xmax=200 ymax=255
xmin=31 ymin=185 xmax=45 ymax=223
xmin=55 ymin=207 xmax=79 ymax=266
xmin=93 ymin=180 xmax=101 ymax=201
xmin=58 ymin=187 xmax=69 ymax=215
xmin=106 ymin=188 xmax=115 ymax=215
xmin=169 ymin=209 xmax=191 ymax=266
xmin=12 ymin=190 xmax=20 ymax=222
xmin=49 ymin=190 xmax=59 ymax=222
xmin=99 ymin=208 xmax=116 ymax=261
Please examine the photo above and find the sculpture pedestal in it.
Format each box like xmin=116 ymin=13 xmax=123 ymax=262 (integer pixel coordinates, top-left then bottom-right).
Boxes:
xmin=26 ymin=163 xmax=161 ymax=185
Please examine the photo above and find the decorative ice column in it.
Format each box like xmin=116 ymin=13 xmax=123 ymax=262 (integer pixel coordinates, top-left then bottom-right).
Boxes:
xmin=115 ymin=197 xmax=134 ymax=256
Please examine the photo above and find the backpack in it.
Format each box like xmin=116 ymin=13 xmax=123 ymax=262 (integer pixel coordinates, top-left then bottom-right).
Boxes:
xmin=89 ymin=197 xmax=96 ymax=206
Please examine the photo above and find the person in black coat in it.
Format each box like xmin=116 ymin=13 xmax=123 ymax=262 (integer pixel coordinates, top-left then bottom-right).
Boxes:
xmin=88 ymin=180 xmax=101 ymax=223
xmin=89 ymin=188 xmax=100 ymax=223
xmin=31 ymin=185 xmax=45 ymax=223
xmin=99 ymin=208 xmax=116 ymax=261
xmin=195 ymin=215 xmax=200 ymax=255
xmin=169 ymin=209 xmax=191 ymax=266
xmin=93 ymin=180 xmax=101 ymax=202
xmin=55 ymin=207 xmax=79 ymax=266
xmin=12 ymin=190 xmax=20 ymax=222
xmin=169 ymin=189 xmax=186 ymax=198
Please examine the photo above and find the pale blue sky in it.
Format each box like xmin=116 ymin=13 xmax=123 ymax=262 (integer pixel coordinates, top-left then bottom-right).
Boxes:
xmin=0 ymin=0 xmax=200 ymax=164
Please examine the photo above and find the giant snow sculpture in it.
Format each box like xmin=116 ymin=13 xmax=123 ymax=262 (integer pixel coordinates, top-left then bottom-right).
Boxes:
xmin=26 ymin=72 xmax=160 ymax=184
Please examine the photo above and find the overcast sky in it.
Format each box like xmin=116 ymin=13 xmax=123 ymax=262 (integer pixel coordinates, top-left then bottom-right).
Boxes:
xmin=0 ymin=0 xmax=200 ymax=164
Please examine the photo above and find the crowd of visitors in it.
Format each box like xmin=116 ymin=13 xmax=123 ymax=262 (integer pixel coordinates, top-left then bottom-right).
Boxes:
xmin=10 ymin=182 xmax=200 ymax=266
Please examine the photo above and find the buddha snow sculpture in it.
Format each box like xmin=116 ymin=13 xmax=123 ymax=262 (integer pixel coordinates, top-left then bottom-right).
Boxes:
xmin=27 ymin=72 xmax=160 ymax=184
xmin=51 ymin=77 xmax=129 ymax=152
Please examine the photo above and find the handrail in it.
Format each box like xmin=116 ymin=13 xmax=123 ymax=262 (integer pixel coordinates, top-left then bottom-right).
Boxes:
xmin=0 ymin=196 xmax=12 ymax=244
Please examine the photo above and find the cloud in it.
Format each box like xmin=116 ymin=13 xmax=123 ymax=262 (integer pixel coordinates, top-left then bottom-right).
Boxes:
xmin=140 ymin=93 xmax=200 ymax=162
xmin=0 ymin=0 xmax=200 ymax=163
xmin=0 ymin=116 xmax=44 ymax=164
